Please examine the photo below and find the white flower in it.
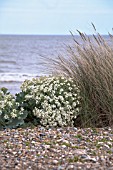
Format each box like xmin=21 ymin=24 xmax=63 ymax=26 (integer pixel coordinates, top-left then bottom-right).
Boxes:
xmin=59 ymin=107 xmax=64 ymax=111
xmin=52 ymin=104 xmax=56 ymax=109
xmin=76 ymin=108 xmax=80 ymax=112
xmin=4 ymin=115 xmax=9 ymax=120
xmin=64 ymin=80 xmax=67 ymax=83
xmin=48 ymin=87 xmax=52 ymax=92
xmin=19 ymin=112 xmax=23 ymax=115
xmin=65 ymin=101 xmax=69 ymax=105
xmin=51 ymin=112 xmax=56 ymax=118
xmin=76 ymin=100 xmax=80 ymax=105
xmin=72 ymin=102 xmax=76 ymax=107
xmin=68 ymin=93 xmax=72 ymax=97
xmin=7 ymin=102 xmax=13 ymax=107
xmin=52 ymin=90 xmax=55 ymax=95
xmin=66 ymin=105 xmax=72 ymax=110
xmin=40 ymin=85 xmax=44 ymax=91
xmin=60 ymin=89 xmax=63 ymax=93
xmin=67 ymin=83 xmax=70 ymax=86
xmin=45 ymin=96 xmax=50 ymax=100
xmin=11 ymin=112 xmax=17 ymax=118
xmin=52 ymin=122 xmax=57 ymax=126
xmin=69 ymin=87 xmax=72 ymax=91
xmin=13 ymin=109 xmax=17 ymax=113
xmin=74 ymin=93 xmax=78 ymax=96
xmin=49 ymin=98 xmax=53 ymax=103
xmin=58 ymin=96 xmax=64 ymax=101
xmin=61 ymin=77 xmax=65 ymax=80
xmin=25 ymin=95 xmax=32 ymax=99
xmin=43 ymin=87 xmax=48 ymax=93
xmin=55 ymin=101 xmax=61 ymax=107
xmin=20 ymin=107 xmax=24 ymax=112
xmin=16 ymin=102 xmax=20 ymax=107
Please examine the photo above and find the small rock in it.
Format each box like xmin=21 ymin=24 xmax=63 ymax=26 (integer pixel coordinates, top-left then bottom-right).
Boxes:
xmin=44 ymin=145 xmax=50 ymax=149
xmin=75 ymin=149 xmax=86 ymax=155
xmin=39 ymin=133 xmax=46 ymax=137
xmin=73 ymin=127 xmax=78 ymax=131
xmin=62 ymin=140 xmax=69 ymax=144
xmin=103 ymin=144 xmax=110 ymax=149
xmin=57 ymin=139 xmax=63 ymax=142
xmin=53 ymin=160 xmax=58 ymax=164
xmin=13 ymin=152 xmax=17 ymax=155
xmin=14 ymin=135 xmax=19 ymax=138
xmin=83 ymin=155 xmax=97 ymax=163
xmin=67 ymin=165 xmax=74 ymax=169
xmin=81 ymin=154 xmax=88 ymax=159
xmin=57 ymin=165 xmax=65 ymax=170
xmin=62 ymin=145 xmax=67 ymax=148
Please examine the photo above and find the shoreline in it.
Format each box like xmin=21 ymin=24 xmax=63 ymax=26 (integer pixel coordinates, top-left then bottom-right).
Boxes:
xmin=0 ymin=81 xmax=22 ymax=95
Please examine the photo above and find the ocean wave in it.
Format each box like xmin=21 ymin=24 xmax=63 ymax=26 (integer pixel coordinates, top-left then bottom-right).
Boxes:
xmin=0 ymin=73 xmax=46 ymax=82
xmin=0 ymin=60 xmax=17 ymax=64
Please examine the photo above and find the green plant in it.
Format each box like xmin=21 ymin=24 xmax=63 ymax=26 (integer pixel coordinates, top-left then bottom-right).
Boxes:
xmin=47 ymin=27 xmax=113 ymax=127
xmin=19 ymin=76 xmax=81 ymax=127
xmin=0 ymin=87 xmax=27 ymax=129
xmin=68 ymin=156 xmax=79 ymax=163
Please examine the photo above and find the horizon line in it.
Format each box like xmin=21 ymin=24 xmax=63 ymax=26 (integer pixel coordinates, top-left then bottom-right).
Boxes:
xmin=0 ymin=33 xmax=109 ymax=36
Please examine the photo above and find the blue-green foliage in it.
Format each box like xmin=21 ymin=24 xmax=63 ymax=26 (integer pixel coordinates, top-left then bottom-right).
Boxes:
xmin=0 ymin=87 xmax=27 ymax=130
xmin=0 ymin=76 xmax=81 ymax=129
xmin=19 ymin=76 xmax=81 ymax=127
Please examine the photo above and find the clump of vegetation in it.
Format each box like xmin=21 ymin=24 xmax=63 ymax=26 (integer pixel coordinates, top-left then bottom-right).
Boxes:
xmin=18 ymin=76 xmax=81 ymax=127
xmin=48 ymin=27 xmax=113 ymax=127
xmin=0 ymin=87 xmax=27 ymax=130
xmin=0 ymin=76 xmax=81 ymax=129
xmin=1 ymin=25 xmax=113 ymax=129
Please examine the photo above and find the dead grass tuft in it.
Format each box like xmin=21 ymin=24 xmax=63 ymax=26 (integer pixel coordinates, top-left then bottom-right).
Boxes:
xmin=45 ymin=27 xmax=113 ymax=127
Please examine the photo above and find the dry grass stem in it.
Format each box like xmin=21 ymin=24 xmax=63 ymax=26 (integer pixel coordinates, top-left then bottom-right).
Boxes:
xmin=45 ymin=28 xmax=113 ymax=127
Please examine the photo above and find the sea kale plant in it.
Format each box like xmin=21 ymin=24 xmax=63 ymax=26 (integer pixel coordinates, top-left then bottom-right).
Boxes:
xmin=0 ymin=87 xmax=27 ymax=129
xmin=19 ymin=76 xmax=81 ymax=127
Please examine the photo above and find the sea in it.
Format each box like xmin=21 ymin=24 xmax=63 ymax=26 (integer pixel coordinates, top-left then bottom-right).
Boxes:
xmin=0 ymin=35 xmax=75 ymax=94
xmin=0 ymin=35 xmax=111 ymax=95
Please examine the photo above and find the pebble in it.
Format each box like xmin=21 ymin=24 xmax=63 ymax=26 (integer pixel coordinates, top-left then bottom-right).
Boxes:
xmin=53 ymin=160 xmax=59 ymax=164
xmin=81 ymin=154 xmax=88 ymax=159
xmin=62 ymin=139 xmax=69 ymax=143
xmin=62 ymin=145 xmax=67 ymax=148
xmin=0 ymin=126 xmax=113 ymax=170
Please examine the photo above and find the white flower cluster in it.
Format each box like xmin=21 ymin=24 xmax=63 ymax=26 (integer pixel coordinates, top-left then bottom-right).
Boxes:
xmin=21 ymin=76 xmax=81 ymax=127
xmin=0 ymin=89 xmax=25 ymax=127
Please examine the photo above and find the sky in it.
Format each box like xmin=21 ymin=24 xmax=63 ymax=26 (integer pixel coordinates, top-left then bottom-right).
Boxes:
xmin=0 ymin=0 xmax=113 ymax=35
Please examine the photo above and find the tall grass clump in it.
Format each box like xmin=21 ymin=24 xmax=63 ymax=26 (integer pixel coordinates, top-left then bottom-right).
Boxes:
xmin=47 ymin=27 xmax=113 ymax=127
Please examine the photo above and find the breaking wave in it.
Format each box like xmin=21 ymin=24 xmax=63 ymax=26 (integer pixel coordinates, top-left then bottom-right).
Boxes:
xmin=0 ymin=73 xmax=46 ymax=82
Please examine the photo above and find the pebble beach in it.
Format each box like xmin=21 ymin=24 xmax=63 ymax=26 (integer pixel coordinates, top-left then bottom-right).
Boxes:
xmin=0 ymin=126 xmax=113 ymax=170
